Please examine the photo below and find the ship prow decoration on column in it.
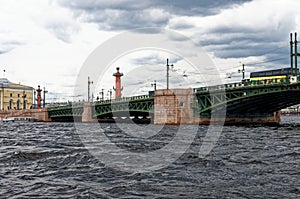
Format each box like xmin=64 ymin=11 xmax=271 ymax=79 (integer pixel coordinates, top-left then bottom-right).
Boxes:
xmin=113 ymin=67 xmax=123 ymax=99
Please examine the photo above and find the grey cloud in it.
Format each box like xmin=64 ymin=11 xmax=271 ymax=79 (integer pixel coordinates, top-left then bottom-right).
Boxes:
xmin=131 ymin=54 xmax=182 ymax=68
xmin=198 ymin=29 xmax=294 ymax=65
xmin=168 ymin=20 xmax=194 ymax=30
xmin=92 ymin=9 xmax=170 ymax=30
xmin=60 ymin=0 xmax=251 ymax=16
xmin=0 ymin=40 xmax=24 ymax=54
xmin=196 ymin=8 xmax=296 ymax=62
xmin=46 ymin=21 xmax=80 ymax=43
xmin=204 ymin=40 xmax=290 ymax=66
xmin=58 ymin=0 xmax=250 ymax=31
xmin=58 ymin=0 xmax=294 ymax=68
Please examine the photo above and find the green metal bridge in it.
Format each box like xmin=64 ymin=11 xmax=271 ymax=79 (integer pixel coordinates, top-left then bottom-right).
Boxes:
xmin=92 ymin=94 xmax=154 ymax=120
xmin=47 ymin=81 xmax=300 ymax=123
xmin=194 ymin=81 xmax=300 ymax=119
xmin=48 ymin=94 xmax=154 ymax=122
xmin=47 ymin=103 xmax=84 ymax=122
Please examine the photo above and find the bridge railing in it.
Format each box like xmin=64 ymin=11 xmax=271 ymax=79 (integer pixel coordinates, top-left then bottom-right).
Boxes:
xmin=47 ymin=102 xmax=84 ymax=111
xmin=93 ymin=94 xmax=153 ymax=105
xmin=47 ymin=95 xmax=154 ymax=110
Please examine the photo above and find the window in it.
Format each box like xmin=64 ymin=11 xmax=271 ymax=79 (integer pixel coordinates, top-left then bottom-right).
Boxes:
xmin=179 ymin=101 xmax=184 ymax=107
xmin=23 ymin=100 xmax=27 ymax=109
xmin=17 ymin=100 xmax=20 ymax=110
xmin=9 ymin=99 xmax=13 ymax=110
xmin=18 ymin=94 xmax=20 ymax=98
xmin=10 ymin=93 xmax=12 ymax=97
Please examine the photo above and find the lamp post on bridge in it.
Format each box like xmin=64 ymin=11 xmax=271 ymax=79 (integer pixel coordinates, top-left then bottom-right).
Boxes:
xmin=238 ymin=64 xmax=245 ymax=82
xmin=226 ymin=64 xmax=245 ymax=82
xmin=108 ymin=89 xmax=112 ymax=100
xmin=100 ymin=88 xmax=104 ymax=100
xmin=151 ymin=80 xmax=157 ymax=91
xmin=88 ymin=76 xmax=93 ymax=102
xmin=43 ymin=87 xmax=48 ymax=108
xmin=290 ymin=32 xmax=300 ymax=78
xmin=166 ymin=58 xmax=174 ymax=90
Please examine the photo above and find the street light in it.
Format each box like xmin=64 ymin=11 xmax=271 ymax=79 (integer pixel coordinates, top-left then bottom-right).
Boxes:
xmin=151 ymin=80 xmax=157 ymax=91
xmin=166 ymin=58 xmax=173 ymax=90
xmin=43 ymin=87 xmax=48 ymax=108
xmin=226 ymin=64 xmax=245 ymax=82
xmin=100 ymin=88 xmax=104 ymax=100
xmin=108 ymin=89 xmax=112 ymax=100
xmin=238 ymin=64 xmax=245 ymax=81
xmin=88 ymin=76 xmax=93 ymax=102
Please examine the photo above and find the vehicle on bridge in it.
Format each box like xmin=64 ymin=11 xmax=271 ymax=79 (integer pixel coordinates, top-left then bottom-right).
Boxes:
xmin=249 ymin=67 xmax=298 ymax=85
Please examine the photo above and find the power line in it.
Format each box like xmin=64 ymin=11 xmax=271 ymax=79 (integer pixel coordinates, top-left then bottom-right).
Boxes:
xmin=245 ymin=57 xmax=288 ymax=66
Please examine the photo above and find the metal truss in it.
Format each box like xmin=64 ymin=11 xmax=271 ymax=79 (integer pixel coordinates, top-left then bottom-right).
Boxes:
xmin=92 ymin=96 xmax=154 ymax=117
xmin=48 ymin=104 xmax=84 ymax=118
xmin=194 ymin=82 xmax=300 ymax=118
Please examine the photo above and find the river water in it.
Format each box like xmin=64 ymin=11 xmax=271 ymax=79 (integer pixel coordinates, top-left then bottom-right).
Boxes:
xmin=0 ymin=116 xmax=299 ymax=198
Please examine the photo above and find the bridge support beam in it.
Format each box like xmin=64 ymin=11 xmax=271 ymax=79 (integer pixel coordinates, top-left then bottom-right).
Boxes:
xmin=82 ymin=102 xmax=98 ymax=123
xmin=194 ymin=113 xmax=281 ymax=125
xmin=154 ymin=88 xmax=194 ymax=125
xmin=225 ymin=112 xmax=281 ymax=125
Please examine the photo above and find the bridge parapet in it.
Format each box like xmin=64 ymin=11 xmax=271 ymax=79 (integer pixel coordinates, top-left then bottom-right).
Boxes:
xmin=93 ymin=94 xmax=153 ymax=105
xmin=92 ymin=94 xmax=154 ymax=118
xmin=47 ymin=103 xmax=84 ymax=120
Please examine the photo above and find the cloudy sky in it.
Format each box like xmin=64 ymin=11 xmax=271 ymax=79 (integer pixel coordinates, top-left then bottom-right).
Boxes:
xmin=0 ymin=0 xmax=299 ymax=102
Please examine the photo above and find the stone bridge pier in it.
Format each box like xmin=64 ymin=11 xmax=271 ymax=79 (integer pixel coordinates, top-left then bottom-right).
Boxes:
xmin=154 ymin=88 xmax=195 ymax=125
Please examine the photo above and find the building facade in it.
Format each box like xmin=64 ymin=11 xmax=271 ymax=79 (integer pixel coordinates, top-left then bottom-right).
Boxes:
xmin=0 ymin=78 xmax=34 ymax=110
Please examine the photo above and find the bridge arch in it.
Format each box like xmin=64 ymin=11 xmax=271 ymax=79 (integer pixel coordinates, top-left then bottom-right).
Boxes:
xmin=195 ymin=83 xmax=300 ymax=118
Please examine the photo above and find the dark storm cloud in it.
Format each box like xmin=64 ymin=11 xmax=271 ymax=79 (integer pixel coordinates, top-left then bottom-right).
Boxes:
xmin=198 ymin=15 xmax=295 ymax=63
xmin=58 ymin=0 xmax=250 ymax=30
xmin=58 ymin=0 xmax=295 ymax=67
xmin=149 ymin=0 xmax=252 ymax=16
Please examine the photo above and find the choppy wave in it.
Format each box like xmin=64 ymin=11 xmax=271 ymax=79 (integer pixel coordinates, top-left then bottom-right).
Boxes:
xmin=0 ymin=117 xmax=299 ymax=198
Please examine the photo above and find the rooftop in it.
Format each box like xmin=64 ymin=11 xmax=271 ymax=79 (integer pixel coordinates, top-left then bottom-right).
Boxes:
xmin=0 ymin=78 xmax=33 ymax=90
xmin=0 ymin=78 xmax=12 ymax=85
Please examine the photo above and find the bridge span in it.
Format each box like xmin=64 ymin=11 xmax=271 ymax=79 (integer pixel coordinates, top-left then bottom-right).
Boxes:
xmin=42 ymin=81 xmax=300 ymax=125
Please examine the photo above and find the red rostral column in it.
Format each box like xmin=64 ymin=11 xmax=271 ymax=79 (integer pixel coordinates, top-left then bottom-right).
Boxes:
xmin=113 ymin=67 xmax=123 ymax=99
xmin=37 ymin=85 xmax=42 ymax=109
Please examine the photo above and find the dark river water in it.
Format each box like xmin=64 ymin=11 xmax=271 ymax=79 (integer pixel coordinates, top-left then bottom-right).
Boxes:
xmin=0 ymin=116 xmax=300 ymax=198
